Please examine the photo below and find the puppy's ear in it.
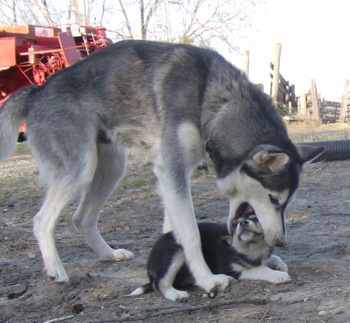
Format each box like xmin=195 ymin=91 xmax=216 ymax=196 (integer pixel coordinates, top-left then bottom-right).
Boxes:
xmin=295 ymin=144 xmax=325 ymax=166
xmin=249 ymin=145 xmax=291 ymax=174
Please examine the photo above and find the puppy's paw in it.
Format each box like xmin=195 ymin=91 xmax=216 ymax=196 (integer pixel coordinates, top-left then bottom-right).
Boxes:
xmin=266 ymin=255 xmax=288 ymax=272
xmin=164 ymin=289 xmax=189 ymax=302
xmin=112 ymin=249 xmax=134 ymax=261
xmin=270 ymin=271 xmax=291 ymax=284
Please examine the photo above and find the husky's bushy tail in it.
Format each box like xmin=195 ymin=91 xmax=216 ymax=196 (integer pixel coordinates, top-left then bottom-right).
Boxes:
xmin=0 ymin=86 xmax=35 ymax=161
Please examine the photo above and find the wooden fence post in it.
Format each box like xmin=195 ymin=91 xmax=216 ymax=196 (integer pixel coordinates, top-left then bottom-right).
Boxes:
xmin=299 ymin=89 xmax=307 ymax=117
xmin=339 ymin=79 xmax=349 ymax=123
xmin=271 ymin=43 xmax=282 ymax=107
xmin=310 ymin=79 xmax=320 ymax=121
xmin=242 ymin=50 xmax=249 ymax=77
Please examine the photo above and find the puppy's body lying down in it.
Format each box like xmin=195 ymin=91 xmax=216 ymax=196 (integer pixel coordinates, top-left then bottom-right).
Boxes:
xmin=131 ymin=213 xmax=291 ymax=301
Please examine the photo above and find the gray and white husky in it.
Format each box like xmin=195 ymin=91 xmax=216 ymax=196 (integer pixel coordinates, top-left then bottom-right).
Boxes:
xmin=130 ymin=211 xmax=291 ymax=301
xmin=0 ymin=40 xmax=323 ymax=294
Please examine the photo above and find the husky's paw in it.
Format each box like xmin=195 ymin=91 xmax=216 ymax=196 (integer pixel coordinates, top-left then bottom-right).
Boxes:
xmin=46 ymin=266 xmax=69 ymax=283
xmin=112 ymin=249 xmax=134 ymax=261
xmin=197 ymin=274 xmax=232 ymax=294
xmin=164 ymin=288 xmax=189 ymax=302
xmin=270 ymin=271 xmax=291 ymax=284
xmin=266 ymin=255 xmax=288 ymax=272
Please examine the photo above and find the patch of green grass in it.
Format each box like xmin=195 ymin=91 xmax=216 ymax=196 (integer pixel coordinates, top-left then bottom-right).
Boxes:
xmin=14 ymin=142 xmax=31 ymax=155
xmin=193 ymin=161 xmax=215 ymax=178
xmin=115 ymin=174 xmax=156 ymax=195
xmin=1 ymin=174 xmax=40 ymax=208
xmin=290 ymin=129 xmax=350 ymax=143
xmin=0 ymin=192 xmax=12 ymax=207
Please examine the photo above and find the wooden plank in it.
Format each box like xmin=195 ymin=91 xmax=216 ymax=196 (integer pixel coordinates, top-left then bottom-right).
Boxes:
xmin=299 ymin=89 xmax=307 ymax=117
xmin=242 ymin=50 xmax=249 ymax=77
xmin=310 ymin=79 xmax=320 ymax=121
xmin=271 ymin=43 xmax=282 ymax=107
xmin=269 ymin=67 xmax=288 ymax=87
xmin=338 ymin=79 xmax=349 ymax=123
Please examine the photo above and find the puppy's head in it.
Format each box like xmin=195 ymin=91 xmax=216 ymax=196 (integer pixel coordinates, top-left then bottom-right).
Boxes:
xmin=232 ymin=212 xmax=263 ymax=244
xmin=230 ymin=211 xmax=271 ymax=258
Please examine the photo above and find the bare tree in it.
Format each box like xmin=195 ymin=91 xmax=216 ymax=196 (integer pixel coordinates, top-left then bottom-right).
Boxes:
xmin=0 ymin=0 xmax=17 ymax=24
xmin=113 ymin=0 xmax=260 ymax=50
xmin=37 ymin=0 xmax=55 ymax=26
xmin=167 ymin=0 xmax=258 ymax=51
xmin=117 ymin=0 xmax=134 ymax=38
xmin=140 ymin=0 xmax=161 ymax=39
xmin=0 ymin=0 xmax=261 ymax=54
xmin=115 ymin=0 xmax=161 ymax=40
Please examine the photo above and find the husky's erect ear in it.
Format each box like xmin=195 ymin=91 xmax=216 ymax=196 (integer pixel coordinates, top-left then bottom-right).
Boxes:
xmin=250 ymin=145 xmax=291 ymax=174
xmin=295 ymin=144 xmax=325 ymax=166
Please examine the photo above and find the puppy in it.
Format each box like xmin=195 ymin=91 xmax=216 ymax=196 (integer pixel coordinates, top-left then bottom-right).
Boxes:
xmin=130 ymin=212 xmax=291 ymax=301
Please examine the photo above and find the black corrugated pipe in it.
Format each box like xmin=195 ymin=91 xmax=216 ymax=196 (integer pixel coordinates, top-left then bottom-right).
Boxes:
xmin=299 ymin=139 xmax=350 ymax=163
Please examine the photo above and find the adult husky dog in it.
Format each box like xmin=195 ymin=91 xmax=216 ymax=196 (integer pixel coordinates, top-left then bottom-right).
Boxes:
xmin=130 ymin=212 xmax=291 ymax=301
xmin=0 ymin=40 xmax=323 ymax=294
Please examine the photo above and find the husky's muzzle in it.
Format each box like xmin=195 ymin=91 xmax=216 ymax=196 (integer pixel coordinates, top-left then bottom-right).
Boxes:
xmin=229 ymin=201 xmax=286 ymax=247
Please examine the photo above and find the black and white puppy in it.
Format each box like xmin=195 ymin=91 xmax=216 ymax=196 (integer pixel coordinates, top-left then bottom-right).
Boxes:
xmin=130 ymin=212 xmax=291 ymax=301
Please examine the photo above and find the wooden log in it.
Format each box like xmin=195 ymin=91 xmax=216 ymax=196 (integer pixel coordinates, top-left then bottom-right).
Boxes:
xmin=310 ymin=79 xmax=320 ymax=121
xmin=271 ymin=43 xmax=282 ymax=107
xmin=338 ymin=79 xmax=349 ymax=123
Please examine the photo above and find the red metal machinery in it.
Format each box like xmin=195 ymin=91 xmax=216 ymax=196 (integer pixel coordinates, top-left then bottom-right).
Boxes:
xmin=0 ymin=24 xmax=112 ymax=140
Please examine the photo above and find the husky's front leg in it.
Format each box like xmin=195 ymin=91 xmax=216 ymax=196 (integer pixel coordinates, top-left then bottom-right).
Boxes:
xmin=154 ymin=160 xmax=231 ymax=294
xmin=163 ymin=189 xmax=231 ymax=293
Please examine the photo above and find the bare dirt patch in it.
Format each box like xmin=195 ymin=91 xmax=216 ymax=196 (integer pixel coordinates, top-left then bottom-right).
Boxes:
xmin=1 ymin=124 xmax=350 ymax=322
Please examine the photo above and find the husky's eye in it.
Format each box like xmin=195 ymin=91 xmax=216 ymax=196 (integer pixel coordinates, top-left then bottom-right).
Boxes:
xmin=269 ymin=194 xmax=279 ymax=205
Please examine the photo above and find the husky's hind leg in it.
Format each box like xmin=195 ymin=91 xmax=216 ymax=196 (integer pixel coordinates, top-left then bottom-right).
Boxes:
xmin=73 ymin=143 xmax=133 ymax=261
xmin=33 ymin=184 xmax=75 ymax=283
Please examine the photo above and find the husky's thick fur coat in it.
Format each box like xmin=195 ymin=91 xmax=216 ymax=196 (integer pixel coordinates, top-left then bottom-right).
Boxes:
xmin=0 ymin=40 xmax=323 ymax=294
xmin=130 ymin=213 xmax=291 ymax=301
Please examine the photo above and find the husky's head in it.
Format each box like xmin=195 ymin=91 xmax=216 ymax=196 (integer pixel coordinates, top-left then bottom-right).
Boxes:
xmin=208 ymin=142 xmax=324 ymax=247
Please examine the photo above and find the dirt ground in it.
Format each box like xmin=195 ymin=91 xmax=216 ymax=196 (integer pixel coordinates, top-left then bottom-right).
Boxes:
xmin=1 ymin=123 xmax=350 ymax=323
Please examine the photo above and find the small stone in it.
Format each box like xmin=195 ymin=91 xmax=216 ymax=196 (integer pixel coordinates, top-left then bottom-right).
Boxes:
xmin=72 ymin=303 xmax=83 ymax=314
xmin=318 ymin=310 xmax=327 ymax=316
xmin=28 ymin=253 xmax=36 ymax=259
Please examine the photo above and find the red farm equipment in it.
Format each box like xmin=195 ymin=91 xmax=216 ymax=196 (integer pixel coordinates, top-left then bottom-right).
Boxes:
xmin=0 ymin=24 xmax=112 ymax=141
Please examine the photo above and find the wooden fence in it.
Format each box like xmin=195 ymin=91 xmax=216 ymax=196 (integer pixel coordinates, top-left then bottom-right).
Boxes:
xmin=269 ymin=62 xmax=297 ymax=115
xmin=244 ymin=43 xmax=349 ymax=123
xmin=299 ymin=79 xmax=350 ymax=123
xmin=269 ymin=43 xmax=297 ymax=116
